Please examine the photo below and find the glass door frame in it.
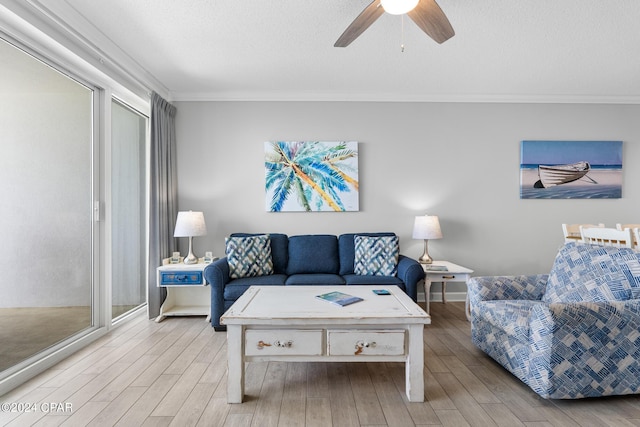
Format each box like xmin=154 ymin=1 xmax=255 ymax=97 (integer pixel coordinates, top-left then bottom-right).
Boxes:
xmin=0 ymin=30 xmax=150 ymax=396
xmin=108 ymin=95 xmax=150 ymax=325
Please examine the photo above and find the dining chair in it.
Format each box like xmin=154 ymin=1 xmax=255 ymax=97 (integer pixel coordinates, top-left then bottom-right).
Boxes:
xmin=580 ymin=226 xmax=634 ymax=248
xmin=616 ymin=224 xmax=640 ymax=247
xmin=562 ymin=223 xmax=604 ymax=243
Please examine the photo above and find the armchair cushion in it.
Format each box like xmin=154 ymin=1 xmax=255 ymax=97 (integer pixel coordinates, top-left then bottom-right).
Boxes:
xmin=476 ymin=299 xmax=543 ymax=338
xmin=543 ymin=243 xmax=640 ymax=303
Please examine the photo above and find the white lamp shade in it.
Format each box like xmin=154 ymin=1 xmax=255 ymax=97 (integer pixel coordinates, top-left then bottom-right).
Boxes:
xmin=174 ymin=211 xmax=207 ymax=237
xmin=381 ymin=0 xmax=419 ymax=15
xmin=412 ymin=215 xmax=443 ymax=240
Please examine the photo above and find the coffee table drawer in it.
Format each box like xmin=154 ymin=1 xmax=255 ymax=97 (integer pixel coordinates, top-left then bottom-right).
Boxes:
xmin=245 ymin=329 xmax=323 ymax=356
xmin=327 ymin=330 xmax=405 ymax=356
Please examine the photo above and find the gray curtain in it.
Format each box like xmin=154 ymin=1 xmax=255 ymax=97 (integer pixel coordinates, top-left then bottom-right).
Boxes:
xmin=148 ymin=92 xmax=178 ymax=319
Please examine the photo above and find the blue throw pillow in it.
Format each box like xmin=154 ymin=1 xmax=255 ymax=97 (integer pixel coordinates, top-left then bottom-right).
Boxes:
xmin=353 ymin=235 xmax=399 ymax=276
xmin=225 ymin=234 xmax=274 ymax=279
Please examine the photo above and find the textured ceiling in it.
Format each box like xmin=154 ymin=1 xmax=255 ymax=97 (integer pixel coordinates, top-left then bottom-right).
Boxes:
xmin=42 ymin=0 xmax=640 ymax=102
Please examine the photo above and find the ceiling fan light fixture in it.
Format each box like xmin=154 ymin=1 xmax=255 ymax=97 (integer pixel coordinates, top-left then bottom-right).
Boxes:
xmin=380 ymin=0 xmax=419 ymax=15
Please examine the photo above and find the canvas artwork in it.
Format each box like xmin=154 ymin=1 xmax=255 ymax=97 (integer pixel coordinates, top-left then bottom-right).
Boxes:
xmin=265 ymin=141 xmax=359 ymax=212
xmin=520 ymin=140 xmax=622 ymax=199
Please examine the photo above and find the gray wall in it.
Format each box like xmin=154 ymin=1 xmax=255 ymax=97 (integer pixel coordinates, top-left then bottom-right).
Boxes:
xmin=175 ymin=101 xmax=640 ymax=296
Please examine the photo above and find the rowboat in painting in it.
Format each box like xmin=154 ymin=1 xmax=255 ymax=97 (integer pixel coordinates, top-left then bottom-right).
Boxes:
xmin=534 ymin=161 xmax=591 ymax=188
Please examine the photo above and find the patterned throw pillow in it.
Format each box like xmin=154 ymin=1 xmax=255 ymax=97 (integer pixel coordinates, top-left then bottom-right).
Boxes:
xmin=225 ymin=234 xmax=274 ymax=279
xmin=353 ymin=235 xmax=399 ymax=276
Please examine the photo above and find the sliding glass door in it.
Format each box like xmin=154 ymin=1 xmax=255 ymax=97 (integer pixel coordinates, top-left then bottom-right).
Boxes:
xmin=0 ymin=38 xmax=95 ymax=374
xmin=111 ymin=100 xmax=148 ymax=321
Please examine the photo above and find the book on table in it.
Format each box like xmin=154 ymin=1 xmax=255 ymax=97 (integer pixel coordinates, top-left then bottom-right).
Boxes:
xmin=315 ymin=291 xmax=363 ymax=306
xmin=425 ymin=265 xmax=448 ymax=271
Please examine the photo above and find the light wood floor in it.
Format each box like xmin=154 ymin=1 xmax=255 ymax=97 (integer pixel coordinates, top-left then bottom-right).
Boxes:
xmin=0 ymin=305 xmax=140 ymax=372
xmin=1 ymin=302 xmax=640 ymax=426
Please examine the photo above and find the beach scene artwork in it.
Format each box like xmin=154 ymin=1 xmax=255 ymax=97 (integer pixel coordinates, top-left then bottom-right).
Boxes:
xmin=520 ymin=140 xmax=622 ymax=199
xmin=265 ymin=141 xmax=359 ymax=212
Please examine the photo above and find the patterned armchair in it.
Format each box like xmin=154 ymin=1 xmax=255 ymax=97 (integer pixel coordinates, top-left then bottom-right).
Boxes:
xmin=468 ymin=242 xmax=640 ymax=399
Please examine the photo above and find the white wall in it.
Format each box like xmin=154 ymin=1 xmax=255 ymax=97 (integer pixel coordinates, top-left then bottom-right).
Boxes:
xmin=175 ymin=101 xmax=640 ymax=294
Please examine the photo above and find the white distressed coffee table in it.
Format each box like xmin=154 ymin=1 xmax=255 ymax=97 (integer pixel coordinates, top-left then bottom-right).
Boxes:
xmin=221 ymin=285 xmax=431 ymax=403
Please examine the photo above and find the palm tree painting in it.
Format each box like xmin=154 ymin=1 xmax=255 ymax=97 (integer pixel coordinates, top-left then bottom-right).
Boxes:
xmin=265 ymin=141 xmax=359 ymax=212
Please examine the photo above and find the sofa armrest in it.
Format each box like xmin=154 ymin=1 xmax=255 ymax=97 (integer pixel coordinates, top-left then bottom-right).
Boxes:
xmin=527 ymin=300 xmax=640 ymax=398
xmin=397 ymin=254 xmax=424 ymax=302
xmin=468 ymin=274 xmax=548 ymax=307
xmin=204 ymin=257 xmax=231 ymax=329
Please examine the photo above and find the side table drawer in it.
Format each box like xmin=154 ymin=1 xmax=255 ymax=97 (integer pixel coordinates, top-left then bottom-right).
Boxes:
xmin=327 ymin=330 xmax=405 ymax=356
xmin=159 ymin=271 xmax=204 ymax=286
xmin=427 ymin=273 xmax=462 ymax=281
xmin=245 ymin=329 xmax=323 ymax=356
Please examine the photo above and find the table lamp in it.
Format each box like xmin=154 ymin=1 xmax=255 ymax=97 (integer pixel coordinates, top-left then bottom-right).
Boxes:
xmin=412 ymin=215 xmax=442 ymax=264
xmin=174 ymin=211 xmax=207 ymax=264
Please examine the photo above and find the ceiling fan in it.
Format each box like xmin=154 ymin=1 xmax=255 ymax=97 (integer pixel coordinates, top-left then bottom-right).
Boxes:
xmin=334 ymin=0 xmax=455 ymax=47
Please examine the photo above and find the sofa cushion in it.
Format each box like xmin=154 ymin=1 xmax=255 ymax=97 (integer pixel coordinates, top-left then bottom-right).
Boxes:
xmin=353 ymin=235 xmax=399 ymax=276
xmin=231 ymin=233 xmax=288 ymax=274
xmin=285 ymin=274 xmax=345 ymax=286
xmin=338 ymin=232 xmax=396 ymax=275
xmin=223 ymin=274 xmax=288 ymax=300
xmin=343 ymin=274 xmax=404 ymax=289
xmin=543 ymin=242 xmax=640 ymax=303
xmin=226 ymin=234 xmax=274 ymax=279
xmin=287 ymin=235 xmax=339 ymax=275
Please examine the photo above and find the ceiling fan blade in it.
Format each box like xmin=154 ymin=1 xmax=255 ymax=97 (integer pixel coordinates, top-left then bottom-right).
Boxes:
xmin=407 ymin=0 xmax=455 ymax=44
xmin=334 ymin=0 xmax=385 ymax=47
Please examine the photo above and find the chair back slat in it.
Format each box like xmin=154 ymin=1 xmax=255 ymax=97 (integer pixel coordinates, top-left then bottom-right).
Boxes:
xmin=616 ymin=224 xmax=640 ymax=247
xmin=580 ymin=226 xmax=634 ymax=248
xmin=562 ymin=223 xmax=604 ymax=243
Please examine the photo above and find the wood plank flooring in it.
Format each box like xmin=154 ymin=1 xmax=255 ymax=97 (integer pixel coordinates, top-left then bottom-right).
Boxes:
xmin=1 ymin=301 xmax=640 ymax=426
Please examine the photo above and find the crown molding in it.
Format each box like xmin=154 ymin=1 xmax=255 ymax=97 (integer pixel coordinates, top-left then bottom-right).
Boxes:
xmin=0 ymin=0 xmax=169 ymax=102
xmin=170 ymin=90 xmax=640 ymax=104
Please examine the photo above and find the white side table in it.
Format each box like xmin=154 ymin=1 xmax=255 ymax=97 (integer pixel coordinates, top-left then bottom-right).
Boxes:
xmin=422 ymin=261 xmax=474 ymax=320
xmin=156 ymin=259 xmax=213 ymax=323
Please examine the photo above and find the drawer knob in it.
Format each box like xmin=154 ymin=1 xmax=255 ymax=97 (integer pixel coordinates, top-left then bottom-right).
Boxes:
xmin=256 ymin=340 xmax=293 ymax=350
xmin=354 ymin=340 xmax=376 ymax=355
xmin=257 ymin=340 xmax=272 ymax=350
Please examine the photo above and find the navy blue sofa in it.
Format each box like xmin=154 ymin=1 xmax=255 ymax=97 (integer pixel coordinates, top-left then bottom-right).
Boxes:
xmin=204 ymin=232 xmax=425 ymax=330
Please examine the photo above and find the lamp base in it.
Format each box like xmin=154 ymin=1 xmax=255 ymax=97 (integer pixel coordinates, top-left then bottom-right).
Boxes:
xmin=183 ymin=236 xmax=198 ymax=264
xmin=418 ymin=239 xmax=434 ymax=264
xmin=183 ymin=253 xmax=198 ymax=265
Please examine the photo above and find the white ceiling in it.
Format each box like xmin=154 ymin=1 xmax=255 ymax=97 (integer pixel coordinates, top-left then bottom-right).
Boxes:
xmin=40 ymin=0 xmax=640 ymax=103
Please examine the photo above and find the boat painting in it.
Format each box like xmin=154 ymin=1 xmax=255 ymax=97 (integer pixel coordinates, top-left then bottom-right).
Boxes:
xmin=520 ymin=140 xmax=622 ymax=199
xmin=534 ymin=161 xmax=592 ymax=188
